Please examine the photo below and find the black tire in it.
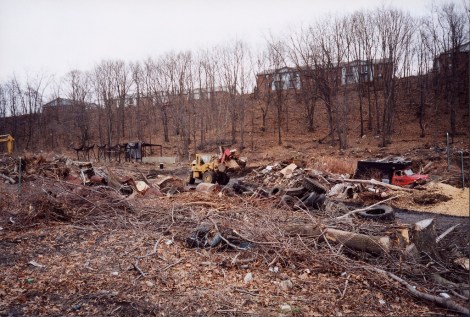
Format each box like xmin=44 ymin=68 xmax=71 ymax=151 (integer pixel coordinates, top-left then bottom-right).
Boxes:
xmin=299 ymin=192 xmax=326 ymax=209
xmin=216 ymin=172 xmax=230 ymax=185
xmin=187 ymin=173 xmax=196 ymax=185
xmin=284 ymin=187 xmax=307 ymax=198
xmin=269 ymin=186 xmax=282 ymax=196
xmin=303 ymin=177 xmax=327 ymax=194
xmin=357 ymin=205 xmax=395 ymax=221
xmin=209 ymin=233 xmax=222 ymax=247
xmin=203 ymin=171 xmax=216 ymax=184
xmin=301 ymin=192 xmax=319 ymax=207
xmin=233 ymin=182 xmax=250 ymax=195
xmin=280 ymin=194 xmax=299 ymax=210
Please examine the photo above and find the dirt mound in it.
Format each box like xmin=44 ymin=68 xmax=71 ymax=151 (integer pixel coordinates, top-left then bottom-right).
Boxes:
xmin=413 ymin=193 xmax=451 ymax=205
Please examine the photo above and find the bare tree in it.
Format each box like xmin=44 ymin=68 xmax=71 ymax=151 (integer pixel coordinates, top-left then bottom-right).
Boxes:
xmin=254 ymin=49 xmax=273 ymax=133
xmin=333 ymin=16 xmax=349 ymax=149
xmin=0 ymin=84 xmax=7 ymax=133
xmin=287 ymin=26 xmax=319 ymax=133
xmin=162 ymin=51 xmax=192 ymax=157
xmin=93 ymin=61 xmax=117 ymax=147
xmin=219 ymin=42 xmax=241 ymax=145
xmin=416 ymin=20 xmax=435 ymax=138
xmin=112 ymin=60 xmax=132 ymax=142
xmin=14 ymin=74 xmax=48 ymax=150
xmin=308 ymin=17 xmax=343 ymax=146
xmin=144 ymin=57 xmax=170 ymax=143
xmin=266 ymin=38 xmax=288 ymax=145
xmin=375 ymin=7 xmax=414 ymax=146
xmin=63 ymin=70 xmax=92 ymax=146
xmin=426 ymin=2 xmax=468 ymax=142
xmin=130 ymin=62 xmax=145 ymax=141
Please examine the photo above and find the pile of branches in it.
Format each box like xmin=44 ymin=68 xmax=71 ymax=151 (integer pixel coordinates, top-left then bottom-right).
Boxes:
xmin=146 ymin=192 xmax=469 ymax=315
xmin=0 ymin=155 xmax=72 ymax=184
xmin=2 ymin=177 xmax=133 ymax=228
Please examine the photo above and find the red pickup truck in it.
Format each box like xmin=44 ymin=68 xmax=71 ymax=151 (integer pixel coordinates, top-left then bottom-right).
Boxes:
xmin=354 ymin=157 xmax=429 ymax=187
xmin=390 ymin=168 xmax=429 ymax=186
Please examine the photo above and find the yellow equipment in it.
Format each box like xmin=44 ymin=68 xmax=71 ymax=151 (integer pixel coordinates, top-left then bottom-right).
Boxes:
xmin=0 ymin=134 xmax=14 ymax=154
xmin=187 ymin=148 xmax=246 ymax=185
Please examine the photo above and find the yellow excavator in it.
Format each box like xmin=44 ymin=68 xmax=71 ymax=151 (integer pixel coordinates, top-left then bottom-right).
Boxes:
xmin=0 ymin=134 xmax=14 ymax=154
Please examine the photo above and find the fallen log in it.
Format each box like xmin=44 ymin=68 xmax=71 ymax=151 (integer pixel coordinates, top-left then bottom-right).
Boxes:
xmin=196 ymin=183 xmax=220 ymax=193
xmin=324 ymin=228 xmax=390 ymax=254
xmin=372 ymin=267 xmax=469 ymax=316
xmin=285 ymin=224 xmax=390 ymax=254
xmin=432 ymin=273 xmax=469 ymax=299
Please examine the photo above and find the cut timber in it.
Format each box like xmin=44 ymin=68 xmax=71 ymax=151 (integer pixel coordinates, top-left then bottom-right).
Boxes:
xmin=195 ymin=183 xmax=220 ymax=193
xmin=285 ymin=224 xmax=390 ymax=254
xmin=324 ymin=228 xmax=390 ymax=254
xmin=410 ymin=218 xmax=440 ymax=261
xmin=332 ymin=178 xmax=413 ymax=192
xmin=454 ymin=257 xmax=469 ymax=271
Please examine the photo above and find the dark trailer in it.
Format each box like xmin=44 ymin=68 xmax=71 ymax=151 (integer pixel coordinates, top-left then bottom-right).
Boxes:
xmin=354 ymin=156 xmax=412 ymax=181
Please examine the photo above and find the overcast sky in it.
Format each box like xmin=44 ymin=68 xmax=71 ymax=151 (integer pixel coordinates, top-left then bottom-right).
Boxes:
xmin=0 ymin=0 xmax=436 ymax=82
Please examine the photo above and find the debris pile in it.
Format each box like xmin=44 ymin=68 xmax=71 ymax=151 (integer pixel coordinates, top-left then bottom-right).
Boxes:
xmin=0 ymin=155 xmax=468 ymax=316
xmin=239 ymin=160 xmax=468 ymax=217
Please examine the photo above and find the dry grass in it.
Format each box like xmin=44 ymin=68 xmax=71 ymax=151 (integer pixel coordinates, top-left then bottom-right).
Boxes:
xmin=311 ymin=156 xmax=357 ymax=175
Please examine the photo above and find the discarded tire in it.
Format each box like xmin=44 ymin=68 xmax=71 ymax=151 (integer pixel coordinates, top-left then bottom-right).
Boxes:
xmin=233 ymin=182 xmax=251 ymax=195
xmin=269 ymin=186 xmax=282 ymax=196
xmin=303 ymin=177 xmax=327 ymax=194
xmin=284 ymin=187 xmax=308 ymax=198
xmin=314 ymin=194 xmax=326 ymax=208
xmin=216 ymin=172 xmax=230 ymax=185
xmin=357 ymin=205 xmax=395 ymax=221
xmin=301 ymin=192 xmax=318 ymax=207
xmin=298 ymin=192 xmax=326 ymax=209
xmin=281 ymin=194 xmax=299 ymax=210
xmin=209 ymin=233 xmax=222 ymax=247
xmin=186 ymin=226 xmax=211 ymax=248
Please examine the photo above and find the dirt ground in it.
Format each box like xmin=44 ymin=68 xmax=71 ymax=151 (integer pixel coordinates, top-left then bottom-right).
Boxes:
xmin=0 ymin=139 xmax=469 ymax=317
xmin=1 ymin=193 xmax=467 ymax=317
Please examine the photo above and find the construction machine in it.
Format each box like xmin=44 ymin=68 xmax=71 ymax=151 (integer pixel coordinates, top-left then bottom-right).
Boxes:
xmin=0 ymin=134 xmax=14 ymax=155
xmin=187 ymin=147 xmax=246 ymax=185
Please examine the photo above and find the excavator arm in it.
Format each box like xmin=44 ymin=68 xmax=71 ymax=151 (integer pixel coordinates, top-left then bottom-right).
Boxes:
xmin=0 ymin=134 xmax=14 ymax=154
